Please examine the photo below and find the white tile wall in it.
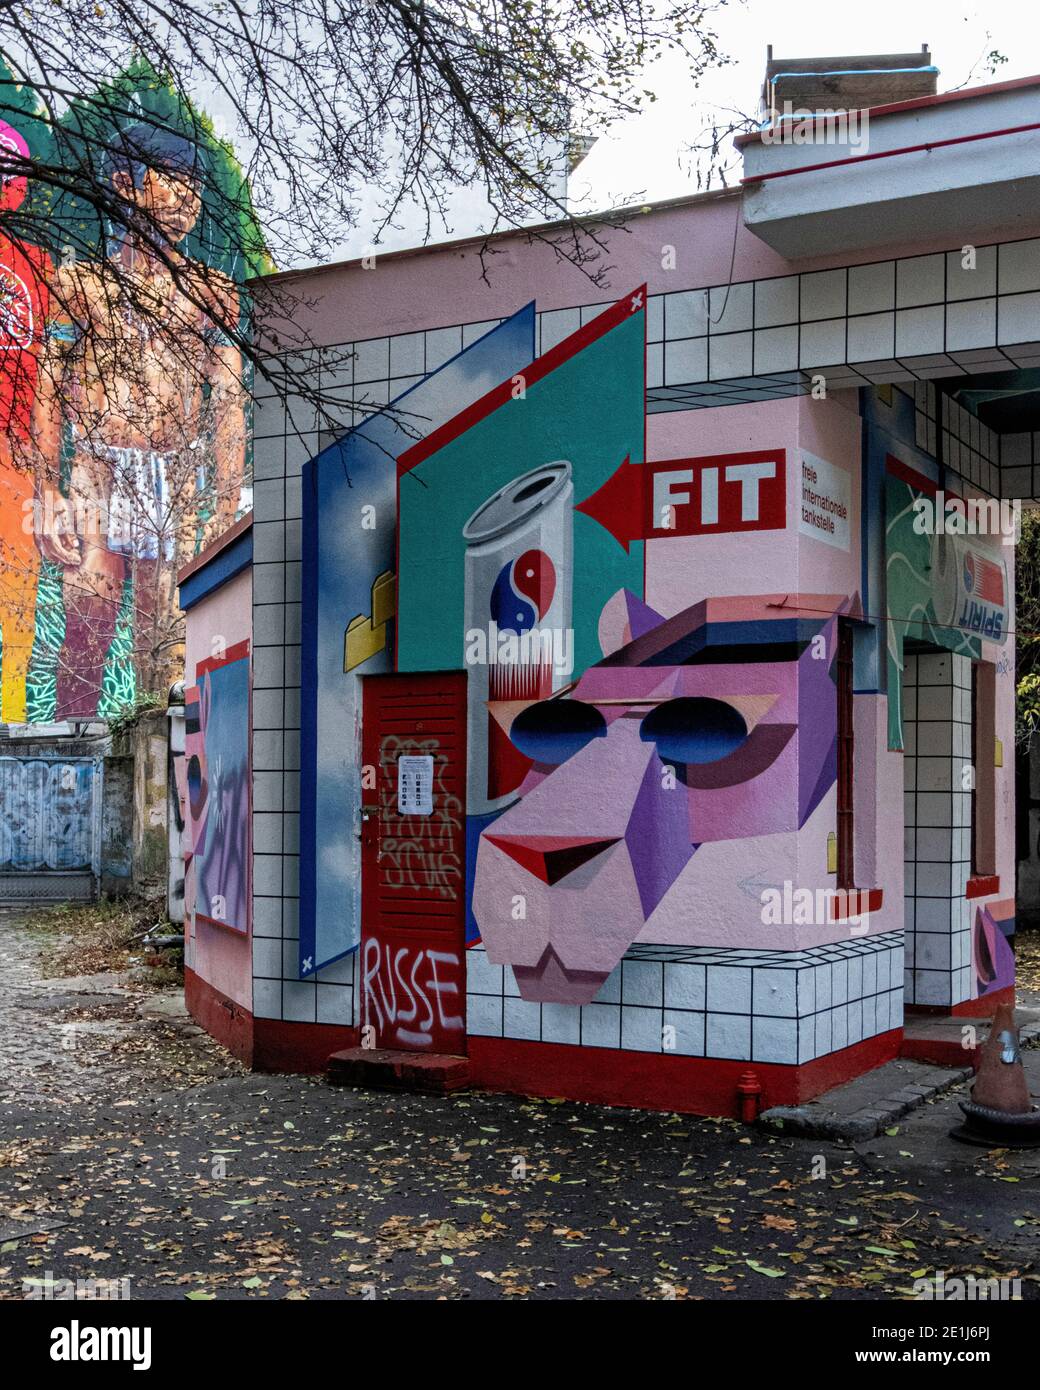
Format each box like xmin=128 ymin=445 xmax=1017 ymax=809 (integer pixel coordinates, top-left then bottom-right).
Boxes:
xmin=254 ymin=235 xmax=1040 ymax=433
xmin=913 ymin=381 xmax=1005 ymax=498
xmin=465 ymin=936 xmax=903 ymax=1065
xmin=902 ymin=652 xmax=974 ymax=1007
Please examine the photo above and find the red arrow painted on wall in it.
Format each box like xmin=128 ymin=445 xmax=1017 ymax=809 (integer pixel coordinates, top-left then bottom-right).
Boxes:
xmin=574 ymin=455 xmax=644 ymax=552
xmin=576 ymin=450 xmax=788 ymax=552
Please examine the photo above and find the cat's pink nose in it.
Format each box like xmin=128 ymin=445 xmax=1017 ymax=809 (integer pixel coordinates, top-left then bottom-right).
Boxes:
xmin=485 ymin=834 xmax=619 ymax=885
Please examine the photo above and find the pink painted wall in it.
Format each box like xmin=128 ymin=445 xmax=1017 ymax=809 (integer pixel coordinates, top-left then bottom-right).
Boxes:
xmin=259 ymin=191 xmax=1038 ymax=354
xmin=183 ymin=565 xmax=253 ymax=1011
xmin=640 ymin=386 xmax=903 ymax=953
xmin=645 ymin=397 xmax=801 ymax=615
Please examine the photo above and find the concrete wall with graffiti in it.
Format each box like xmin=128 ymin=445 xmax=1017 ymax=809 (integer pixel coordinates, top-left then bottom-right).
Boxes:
xmin=290 ymin=277 xmax=1017 ymax=1087
xmin=280 ymin=297 xmax=889 ymax=1081
xmin=0 ymin=56 xmax=266 ymax=725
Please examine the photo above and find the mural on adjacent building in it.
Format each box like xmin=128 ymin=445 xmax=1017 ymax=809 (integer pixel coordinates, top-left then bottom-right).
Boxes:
xmin=184 ymin=641 xmax=250 ymax=933
xmin=0 ymin=100 xmax=51 ymax=726
xmin=0 ymin=55 xmax=269 ymax=724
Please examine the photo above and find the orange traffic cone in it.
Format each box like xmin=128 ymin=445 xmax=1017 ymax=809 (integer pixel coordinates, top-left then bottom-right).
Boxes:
xmin=951 ymin=1003 xmax=1040 ymax=1148
xmin=971 ymin=1004 xmax=1031 ymax=1112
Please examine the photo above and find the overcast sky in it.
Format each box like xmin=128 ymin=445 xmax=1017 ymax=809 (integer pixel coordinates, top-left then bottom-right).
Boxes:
xmin=197 ymin=0 xmax=1040 ymax=264
xmin=571 ymin=0 xmax=1040 ymax=212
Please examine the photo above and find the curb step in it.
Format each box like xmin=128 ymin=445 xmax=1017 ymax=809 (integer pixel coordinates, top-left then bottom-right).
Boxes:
xmin=327 ymin=1047 xmax=470 ymax=1094
xmin=758 ymin=1063 xmax=972 ymax=1142
xmin=759 ymin=1012 xmax=1040 ymax=1143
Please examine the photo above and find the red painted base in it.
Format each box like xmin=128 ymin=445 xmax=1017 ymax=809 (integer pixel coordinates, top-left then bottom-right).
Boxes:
xmin=467 ymin=1028 xmax=903 ymax=1119
xmin=185 ymin=968 xmax=254 ymax=1065
xmin=952 ymin=986 xmax=1014 ymax=1017
xmin=186 ymin=970 xmax=906 ymax=1119
xmin=904 ymin=986 xmax=1014 ymax=1019
xmin=254 ymin=1017 xmax=358 ymax=1073
xmin=184 ymin=975 xmax=362 ymax=1073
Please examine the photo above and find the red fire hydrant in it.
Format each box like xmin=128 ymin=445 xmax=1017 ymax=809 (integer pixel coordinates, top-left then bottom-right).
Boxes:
xmin=736 ymin=1069 xmax=763 ymax=1123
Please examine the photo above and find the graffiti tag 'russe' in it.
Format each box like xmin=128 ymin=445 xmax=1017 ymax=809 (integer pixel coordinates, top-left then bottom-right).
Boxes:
xmin=361 ymin=937 xmax=464 ymax=1048
xmin=377 ymin=734 xmax=462 ymax=900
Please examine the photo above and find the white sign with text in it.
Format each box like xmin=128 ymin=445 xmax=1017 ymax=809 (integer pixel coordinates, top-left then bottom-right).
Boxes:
xmin=799 ymin=451 xmax=850 ymax=551
xmin=397 ymin=755 xmax=434 ymax=816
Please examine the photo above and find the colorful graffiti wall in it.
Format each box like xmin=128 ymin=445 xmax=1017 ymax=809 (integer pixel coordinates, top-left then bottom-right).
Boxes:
xmin=294 ymin=274 xmax=1016 ymax=1087
xmin=0 ymin=56 xmax=267 ymax=724
xmin=185 ymin=641 xmax=251 ymax=934
xmin=299 ymin=304 xmax=536 ymax=976
xmin=299 ymin=288 xmax=908 ymax=1066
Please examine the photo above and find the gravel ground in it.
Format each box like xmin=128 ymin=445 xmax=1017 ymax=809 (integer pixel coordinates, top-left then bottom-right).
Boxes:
xmin=1 ymin=909 xmax=1038 ymax=1301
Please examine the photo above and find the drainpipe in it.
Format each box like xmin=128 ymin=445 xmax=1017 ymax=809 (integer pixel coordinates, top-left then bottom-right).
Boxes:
xmin=166 ymin=683 xmax=186 ymax=928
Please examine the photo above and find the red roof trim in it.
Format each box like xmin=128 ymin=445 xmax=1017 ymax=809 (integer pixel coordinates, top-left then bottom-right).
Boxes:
xmin=397 ymin=286 xmax=647 ymax=475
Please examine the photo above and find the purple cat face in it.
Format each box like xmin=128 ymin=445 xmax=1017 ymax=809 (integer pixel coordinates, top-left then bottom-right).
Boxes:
xmin=471 ymin=594 xmax=844 ymax=1003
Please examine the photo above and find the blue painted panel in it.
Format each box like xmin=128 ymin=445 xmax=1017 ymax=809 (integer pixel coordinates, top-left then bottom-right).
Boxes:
xmin=299 ymin=307 xmax=536 ymax=977
xmin=179 ymin=529 xmax=253 ymax=611
xmin=0 ymin=757 xmax=96 ymax=871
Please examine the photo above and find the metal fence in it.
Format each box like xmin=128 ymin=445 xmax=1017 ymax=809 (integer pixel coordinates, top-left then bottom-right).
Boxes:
xmin=0 ymin=755 xmax=101 ymax=904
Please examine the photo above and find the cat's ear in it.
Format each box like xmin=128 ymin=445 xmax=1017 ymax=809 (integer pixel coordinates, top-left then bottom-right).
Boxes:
xmin=597 ymin=588 xmax=664 ymax=657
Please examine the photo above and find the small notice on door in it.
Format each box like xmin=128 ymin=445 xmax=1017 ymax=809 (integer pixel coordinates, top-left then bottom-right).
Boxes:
xmin=397 ymin=755 xmax=434 ymax=816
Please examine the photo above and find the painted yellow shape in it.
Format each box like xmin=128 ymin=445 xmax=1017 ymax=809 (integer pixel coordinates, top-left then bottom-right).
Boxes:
xmin=995 ymin=737 xmax=1003 ymax=768
xmin=826 ymin=830 xmax=838 ymax=874
xmin=345 ymin=616 xmax=386 ymax=673
xmin=344 ymin=570 xmax=398 ymax=672
xmin=371 ymin=570 xmax=397 ymax=628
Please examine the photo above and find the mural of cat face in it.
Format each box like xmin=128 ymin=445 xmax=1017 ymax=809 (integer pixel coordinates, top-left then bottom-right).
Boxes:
xmin=471 ymin=591 xmax=853 ymax=1004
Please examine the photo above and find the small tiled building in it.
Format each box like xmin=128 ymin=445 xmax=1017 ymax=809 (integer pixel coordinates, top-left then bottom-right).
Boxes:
xmin=181 ymin=66 xmax=1038 ymax=1113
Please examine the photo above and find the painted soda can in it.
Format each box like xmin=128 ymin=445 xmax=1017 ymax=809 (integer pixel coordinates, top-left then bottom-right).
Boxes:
xmin=931 ymin=532 xmax=1008 ymax=645
xmin=462 ymin=461 xmax=573 ymax=816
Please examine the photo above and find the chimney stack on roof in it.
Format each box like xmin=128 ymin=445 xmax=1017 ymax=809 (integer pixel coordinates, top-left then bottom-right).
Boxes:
xmin=761 ymin=44 xmax=937 ymax=122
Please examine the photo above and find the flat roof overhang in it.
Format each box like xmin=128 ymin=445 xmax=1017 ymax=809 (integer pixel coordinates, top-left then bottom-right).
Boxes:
xmin=740 ymin=78 xmax=1040 ymax=259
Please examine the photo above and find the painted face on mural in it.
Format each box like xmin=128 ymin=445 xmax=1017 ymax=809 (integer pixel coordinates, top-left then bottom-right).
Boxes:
xmin=112 ymin=165 xmax=203 ymax=244
xmin=471 ymin=592 xmax=845 ymax=1004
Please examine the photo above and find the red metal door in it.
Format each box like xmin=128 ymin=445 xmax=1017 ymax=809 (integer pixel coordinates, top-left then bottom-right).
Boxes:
xmin=360 ymin=671 xmax=467 ymax=1053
